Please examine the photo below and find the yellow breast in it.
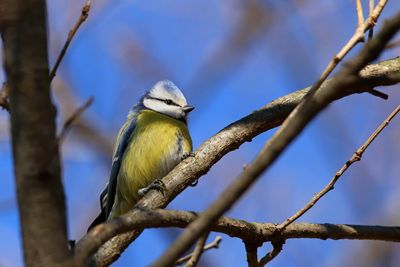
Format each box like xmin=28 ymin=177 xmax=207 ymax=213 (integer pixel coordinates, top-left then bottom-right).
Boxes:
xmin=113 ymin=109 xmax=192 ymax=216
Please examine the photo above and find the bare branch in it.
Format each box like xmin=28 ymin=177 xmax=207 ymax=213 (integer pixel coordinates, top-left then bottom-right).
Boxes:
xmin=258 ymin=240 xmax=284 ymax=266
xmin=82 ymin=55 xmax=400 ymax=266
xmin=58 ymin=96 xmax=94 ymax=143
xmin=386 ymin=39 xmax=400 ymax=49
xmin=0 ymin=82 xmax=9 ymax=111
xmin=149 ymin=12 xmax=400 ymax=267
xmin=181 ymin=233 xmax=210 ymax=267
xmin=305 ymin=0 xmax=387 ymax=103
xmin=49 ymin=0 xmax=92 ymax=81
xmin=74 ymin=208 xmax=400 ymax=264
xmin=356 ymin=0 xmax=365 ymax=28
xmin=175 ymin=236 xmax=222 ymax=266
xmin=244 ymin=242 xmax=259 ymax=267
xmin=53 ymin=81 xmax=114 ymax=156
xmin=277 ymin=104 xmax=400 ymax=230
xmin=366 ymin=88 xmax=388 ymax=99
xmin=369 ymin=0 xmax=375 ymax=39
xmin=369 ymin=0 xmax=375 ymax=17
xmin=1 ymin=1 xmax=92 ymax=115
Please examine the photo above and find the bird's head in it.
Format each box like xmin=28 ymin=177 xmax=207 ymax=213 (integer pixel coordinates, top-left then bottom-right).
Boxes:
xmin=142 ymin=80 xmax=194 ymax=120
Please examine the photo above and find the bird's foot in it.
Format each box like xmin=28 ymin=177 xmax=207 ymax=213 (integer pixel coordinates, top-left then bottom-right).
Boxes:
xmin=181 ymin=151 xmax=195 ymax=161
xmin=68 ymin=240 xmax=76 ymax=255
xmin=190 ymin=180 xmax=198 ymax=187
xmin=138 ymin=179 xmax=166 ymax=197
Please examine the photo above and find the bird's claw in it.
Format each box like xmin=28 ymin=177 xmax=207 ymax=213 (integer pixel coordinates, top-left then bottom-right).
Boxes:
xmin=190 ymin=180 xmax=198 ymax=187
xmin=181 ymin=152 xmax=195 ymax=161
xmin=138 ymin=179 xmax=166 ymax=197
xmin=68 ymin=240 xmax=76 ymax=255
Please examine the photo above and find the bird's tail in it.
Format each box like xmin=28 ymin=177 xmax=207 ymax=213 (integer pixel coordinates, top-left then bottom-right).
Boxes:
xmin=87 ymin=209 xmax=107 ymax=232
xmin=87 ymin=184 xmax=109 ymax=232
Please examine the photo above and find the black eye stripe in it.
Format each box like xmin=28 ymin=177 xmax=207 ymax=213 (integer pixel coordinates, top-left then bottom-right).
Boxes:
xmin=147 ymin=96 xmax=180 ymax=107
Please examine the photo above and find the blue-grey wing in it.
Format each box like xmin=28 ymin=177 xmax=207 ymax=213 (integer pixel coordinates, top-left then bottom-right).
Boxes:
xmin=87 ymin=115 xmax=137 ymax=232
xmin=105 ymin=116 xmax=137 ymax=217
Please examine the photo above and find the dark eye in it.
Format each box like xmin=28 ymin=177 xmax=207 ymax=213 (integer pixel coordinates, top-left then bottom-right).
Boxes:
xmin=165 ymin=99 xmax=173 ymax=105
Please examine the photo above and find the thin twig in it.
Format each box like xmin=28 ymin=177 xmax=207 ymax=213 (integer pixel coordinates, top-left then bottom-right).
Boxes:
xmin=258 ymin=240 xmax=285 ymax=266
xmin=58 ymin=96 xmax=94 ymax=142
xmin=277 ymin=104 xmax=400 ymax=230
xmin=305 ymin=0 xmax=387 ymax=100
xmin=2 ymin=1 xmax=92 ymax=112
xmin=244 ymin=242 xmax=259 ymax=267
xmin=0 ymin=82 xmax=9 ymax=111
xmin=386 ymin=39 xmax=400 ymax=49
xmin=49 ymin=0 xmax=92 ymax=81
xmin=182 ymin=233 xmax=210 ymax=267
xmin=356 ymin=0 xmax=365 ymax=29
xmin=369 ymin=0 xmax=374 ymax=16
xmin=175 ymin=236 xmax=222 ymax=266
xmin=367 ymin=89 xmax=388 ymax=99
xmin=369 ymin=0 xmax=375 ymax=40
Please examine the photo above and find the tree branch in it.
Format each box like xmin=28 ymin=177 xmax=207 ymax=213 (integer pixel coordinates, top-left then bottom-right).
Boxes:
xmin=244 ymin=242 xmax=259 ymax=267
xmin=356 ymin=0 xmax=365 ymax=29
xmin=302 ymin=0 xmax=387 ymax=102
xmin=49 ymin=0 xmax=91 ymax=81
xmin=258 ymin=240 xmax=284 ymax=266
xmin=0 ymin=82 xmax=9 ymax=111
xmin=150 ymin=12 xmax=400 ymax=267
xmin=78 ymin=55 xmax=400 ymax=266
xmin=175 ymin=236 xmax=221 ymax=266
xmin=386 ymin=39 xmax=400 ymax=49
xmin=58 ymin=96 xmax=94 ymax=143
xmin=368 ymin=0 xmax=375 ymax=39
xmin=182 ymin=233 xmax=209 ymax=267
xmin=75 ymin=209 xmax=400 ymax=262
xmin=0 ymin=0 xmax=92 ymax=113
xmin=277 ymin=104 xmax=400 ymax=230
xmin=0 ymin=0 xmax=69 ymax=266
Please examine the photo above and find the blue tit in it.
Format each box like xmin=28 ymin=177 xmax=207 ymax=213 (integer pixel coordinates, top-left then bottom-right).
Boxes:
xmin=88 ymin=80 xmax=194 ymax=231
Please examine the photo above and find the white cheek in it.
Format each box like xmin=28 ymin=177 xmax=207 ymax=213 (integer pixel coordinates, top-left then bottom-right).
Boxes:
xmin=163 ymin=107 xmax=185 ymax=119
xmin=143 ymin=98 xmax=184 ymax=119
xmin=143 ymin=98 xmax=161 ymax=111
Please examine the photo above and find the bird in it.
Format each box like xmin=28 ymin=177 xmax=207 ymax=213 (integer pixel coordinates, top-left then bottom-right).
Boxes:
xmin=88 ymin=80 xmax=194 ymax=231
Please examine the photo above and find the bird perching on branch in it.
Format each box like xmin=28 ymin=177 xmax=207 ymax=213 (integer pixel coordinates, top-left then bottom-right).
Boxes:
xmin=88 ymin=80 xmax=194 ymax=231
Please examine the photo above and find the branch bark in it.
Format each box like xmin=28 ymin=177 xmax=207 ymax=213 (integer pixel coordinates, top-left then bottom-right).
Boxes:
xmin=0 ymin=0 xmax=69 ymax=266
xmin=151 ymin=12 xmax=400 ymax=266
xmin=76 ymin=209 xmax=400 ymax=259
xmin=175 ymin=236 xmax=222 ymax=266
xmin=49 ymin=0 xmax=91 ymax=81
xmin=76 ymin=56 xmax=400 ymax=266
xmin=182 ymin=233 xmax=209 ymax=267
xmin=244 ymin=242 xmax=258 ymax=267
xmin=258 ymin=240 xmax=284 ymax=266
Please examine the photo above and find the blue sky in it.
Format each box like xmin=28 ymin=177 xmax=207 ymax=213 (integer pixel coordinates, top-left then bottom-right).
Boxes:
xmin=1 ymin=1 xmax=400 ymax=266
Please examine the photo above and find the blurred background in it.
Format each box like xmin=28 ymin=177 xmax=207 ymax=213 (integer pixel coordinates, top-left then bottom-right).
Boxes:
xmin=1 ymin=0 xmax=400 ymax=266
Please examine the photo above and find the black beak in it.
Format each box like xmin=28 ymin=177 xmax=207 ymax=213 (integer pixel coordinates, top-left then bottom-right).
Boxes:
xmin=183 ymin=105 xmax=195 ymax=113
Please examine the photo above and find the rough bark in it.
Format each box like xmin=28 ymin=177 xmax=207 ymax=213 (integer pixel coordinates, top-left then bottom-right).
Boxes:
xmin=0 ymin=1 xmax=69 ymax=266
xmin=78 ymin=57 xmax=400 ymax=266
